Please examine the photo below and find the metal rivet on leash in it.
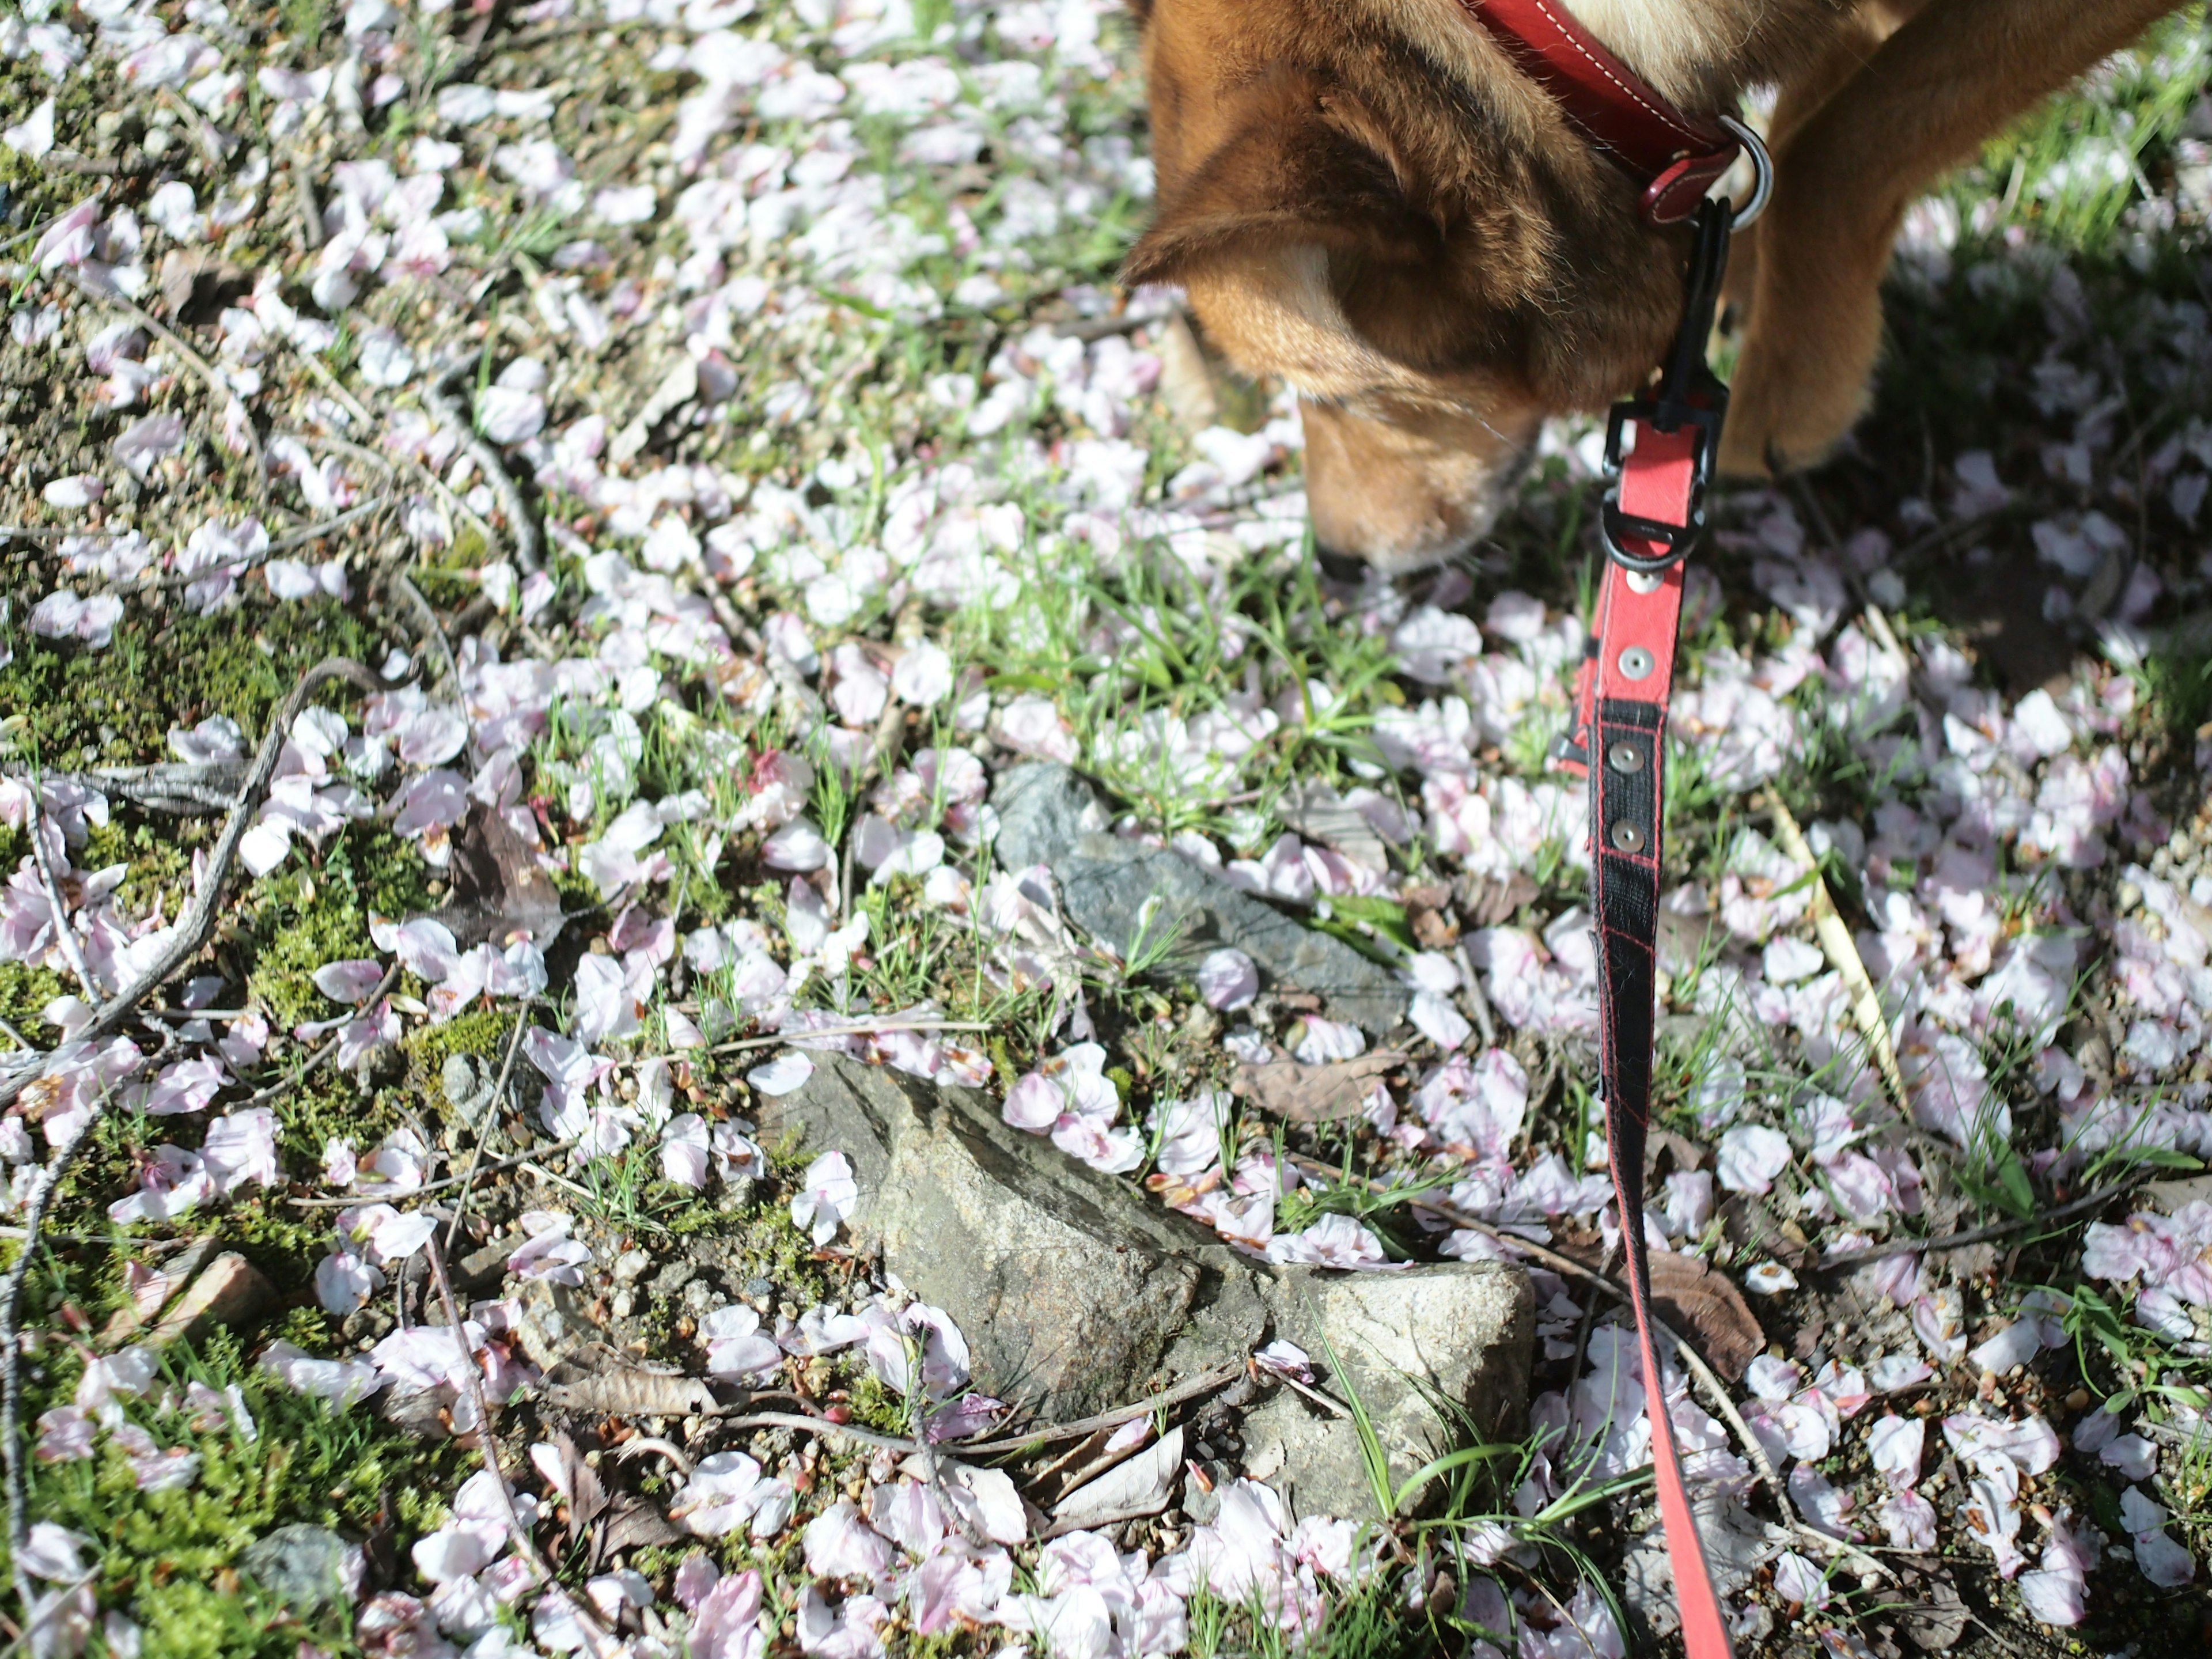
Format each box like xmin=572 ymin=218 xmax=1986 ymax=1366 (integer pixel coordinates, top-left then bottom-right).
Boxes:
xmin=1609 ymin=820 xmax=1645 ymax=853
xmin=1607 ymin=742 xmax=1643 ymax=774
xmin=1618 ymin=646 xmax=1654 ymax=680
xmin=1625 ymin=569 xmax=1663 ymax=594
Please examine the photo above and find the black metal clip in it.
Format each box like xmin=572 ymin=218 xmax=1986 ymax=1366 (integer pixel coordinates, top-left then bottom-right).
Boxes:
xmin=1597 ymin=198 xmax=1733 ymax=573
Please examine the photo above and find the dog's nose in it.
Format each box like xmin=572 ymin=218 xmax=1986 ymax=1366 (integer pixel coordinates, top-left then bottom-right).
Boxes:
xmin=1310 ymin=546 xmax=1376 ymax=585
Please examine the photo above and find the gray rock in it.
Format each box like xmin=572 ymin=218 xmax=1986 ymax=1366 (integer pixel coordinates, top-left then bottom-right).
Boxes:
xmin=1181 ymin=1473 xmax=1227 ymax=1526
xmin=441 ymin=1052 xmax=494 ymax=1124
xmin=649 ymin=1258 xmax=698 ymax=1299
xmin=764 ymin=1054 xmax=1251 ymax=1419
xmin=762 ymin=1056 xmax=1532 ymax=1520
xmin=1238 ymin=1265 xmax=1534 ymax=1521
xmin=514 ymin=1278 xmax=601 ymax=1370
xmin=990 ymin=763 xmax=1408 ymax=1036
xmin=456 ymin=1231 xmax=522 ymax=1291
xmin=240 ymin=1524 xmax=364 ymax=1616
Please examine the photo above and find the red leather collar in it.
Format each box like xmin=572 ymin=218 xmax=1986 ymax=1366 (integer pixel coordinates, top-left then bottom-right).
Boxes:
xmin=1453 ymin=0 xmax=1740 ymax=223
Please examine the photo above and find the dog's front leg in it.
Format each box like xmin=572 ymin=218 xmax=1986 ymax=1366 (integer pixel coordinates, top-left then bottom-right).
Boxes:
xmin=1719 ymin=0 xmax=1924 ymax=339
xmin=1719 ymin=0 xmax=2176 ymax=476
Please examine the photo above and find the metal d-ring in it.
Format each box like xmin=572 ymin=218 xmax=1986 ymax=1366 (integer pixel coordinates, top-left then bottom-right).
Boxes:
xmin=1719 ymin=115 xmax=1773 ymax=231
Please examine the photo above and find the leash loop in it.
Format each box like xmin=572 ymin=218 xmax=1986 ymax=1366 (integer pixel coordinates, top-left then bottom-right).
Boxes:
xmin=1597 ymin=200 xmax=1732 ymax=573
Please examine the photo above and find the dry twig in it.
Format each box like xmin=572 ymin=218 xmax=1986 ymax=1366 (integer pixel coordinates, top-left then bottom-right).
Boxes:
xmin=0 ymin=658 xmax=402 ymax=1105
xmin=24 ymin=811 xmax=96 ymax=1001
xmin=286 ymin=1136 xmax=581 ymax=1210
xmin=425 ymin=370 xmax=541 ymax=575
xmin=283 ymin=426 xmax=498 ymax=558
xmin=1819 ymin=1171 xmax=2154 ymax=1267
xmin=713 ymin=1412 xmax=921 ymax=1453
xmin=240 ymin=961 xmax=403 ymax=1108
xmin=442 ymin=1006 xmax=539 ymax=1247
xmin=391 ymin=569 xmax=461 ymax=688
xmin=69 ymin=273 xmax=266 ymax=493
xmin=956 ymin=1363 xmax=1246 ymax=1455
xmin=6 ymin=762 xmax=243 ymax=816
xmin=134 ymin=495 xmax=391 ymax=592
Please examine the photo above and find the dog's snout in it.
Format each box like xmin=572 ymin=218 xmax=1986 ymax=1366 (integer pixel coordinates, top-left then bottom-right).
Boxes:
xmin=1297 ymin=393 xmax=1541 ymax=575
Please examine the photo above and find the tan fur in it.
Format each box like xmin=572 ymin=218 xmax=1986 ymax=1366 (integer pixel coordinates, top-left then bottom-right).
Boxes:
xmin=1128 ymin=0 xmax=2180 ymax=570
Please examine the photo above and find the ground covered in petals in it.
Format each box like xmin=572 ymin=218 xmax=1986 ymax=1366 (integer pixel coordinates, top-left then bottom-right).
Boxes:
xmin=5 ymin=2 xmax=2212 ymax=1657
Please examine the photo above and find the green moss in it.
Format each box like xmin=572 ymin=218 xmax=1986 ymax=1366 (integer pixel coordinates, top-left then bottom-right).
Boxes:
xmin=245 ymin=887 xmax=376 ymax=1038
xmin=241 ymin=823 xmax=434 ymax=1038
xmin=82 ymin=819 xmax=197 ymax=918
xmin=321 ymin=825 xmax=441 ymax=935
xmin=402 ymin=1006 xmax=509 ymax=1087
xmin=225 ymin=1189 xmax=359 ymax=1293
xmin=844 ymin=1372 xmax=911 ymax=1435
xmin=0 ymin=961 xmax=68 ymax=1040
xmin=117 ymin=1575 xmax=327 ymax=1659
xmin=15 ymin=1331 xmax=464 ymax=1659
xmin=0 ymin=600 xmax=389 ymax=772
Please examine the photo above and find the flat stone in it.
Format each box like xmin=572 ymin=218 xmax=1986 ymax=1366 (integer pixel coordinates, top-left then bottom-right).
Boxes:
xmin=144 ymin=1252 xmax=272 ymax=1347
xmin=763 ymin=1054 xmax=1255 ymax=1419
xmin=240 ymin=1524 xmax=364 ymax=1616
xmin=649 ymin=1257 xmax=698 ymax=1299
xmin=456 ymin=1232 xmax=522 ymax=1291
xmin=762 ymin=1055 xmax=1532 ymax=1520
xmin=441 ymin=1052 xmax=496 ymax=1126
xmin=991 ymin=763 xmax=1408 ymax=1036
xmin=514 ymin=1278 xmax=601 ymax=1371
xmin=1237 ymin=1263 xmax=1533 ymax=1521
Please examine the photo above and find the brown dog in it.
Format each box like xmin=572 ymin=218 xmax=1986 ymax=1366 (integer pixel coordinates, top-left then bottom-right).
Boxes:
xmin=1126 ymin=0 xmax=2177 ymax=570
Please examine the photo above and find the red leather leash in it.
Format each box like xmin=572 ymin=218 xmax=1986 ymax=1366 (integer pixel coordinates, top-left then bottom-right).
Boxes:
xmin=1560 ymin=207 xmax=1738 ymax=1659
xmin=1438 ymin=7 xmax=1771 ymax=1655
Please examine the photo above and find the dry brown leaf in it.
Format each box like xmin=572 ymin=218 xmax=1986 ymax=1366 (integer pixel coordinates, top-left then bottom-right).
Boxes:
xmin=600 ymin=1493 xmax=680 ymax=1554
xmin=1898 ymin=1576 xmax=1968 ymax=1650
xmin=544 ymin=1429 xmax=609 ymax=1540
xmin=1720 ymin=1192 xmax=1812 ymax=1270
xmin=1457 ymin=871 xmax=1536 ymax=929
xmin=1642 ymin=1130 xmax=1707 ymax=1177
xmin=1647 ymin=1250 xmax=1764 ymax=1382
xmin=540 ymin=1353 xmax=721 ymax=1420
xmin=442 ymin=804 xmax=565 ymax=950
xmin=1232 ymin=1052 xmax=1407 ymax=1123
